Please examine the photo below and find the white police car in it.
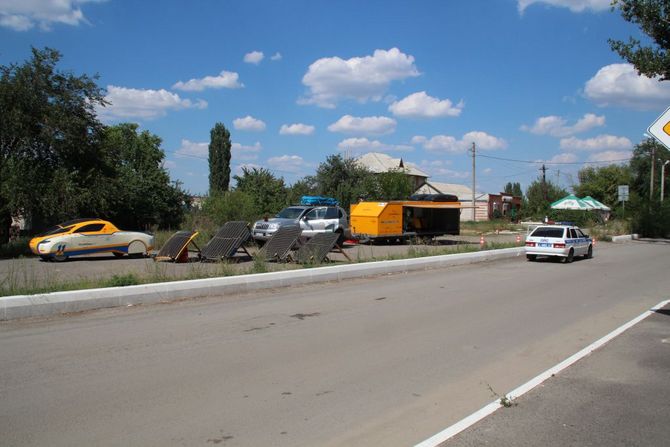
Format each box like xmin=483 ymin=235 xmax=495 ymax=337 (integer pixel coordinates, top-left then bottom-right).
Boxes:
xmin=525 ymin=224 xmax=593 ymax=263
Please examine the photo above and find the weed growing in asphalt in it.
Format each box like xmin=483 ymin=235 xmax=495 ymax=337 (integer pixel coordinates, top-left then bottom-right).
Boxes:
xmin=486 ymin=383 xmax=517 ymax=408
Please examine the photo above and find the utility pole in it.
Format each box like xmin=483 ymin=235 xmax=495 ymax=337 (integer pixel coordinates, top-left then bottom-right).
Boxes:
xmin=650 ymin=146 xmax=655 ymax=201
xmin=540 ymin=164 xmax=548 ymax=201
xmin=662 ymin=160 xmax=669 ymax=202
xmin=470 ymin=142 xmax=476 ymax=221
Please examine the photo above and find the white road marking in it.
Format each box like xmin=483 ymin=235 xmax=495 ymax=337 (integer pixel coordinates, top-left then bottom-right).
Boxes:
xmin=414 ymin=299 xmax=670 ymax=447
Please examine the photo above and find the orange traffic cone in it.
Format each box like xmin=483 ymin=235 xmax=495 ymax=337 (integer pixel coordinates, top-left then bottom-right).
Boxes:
xmin=515 ymin=234 xmax=521 ymax=244
xmin=479 ymin=235 xmax=485 ymax=246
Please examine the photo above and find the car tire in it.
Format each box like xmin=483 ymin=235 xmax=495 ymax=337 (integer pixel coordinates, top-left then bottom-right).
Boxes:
xmin=39 ymin=255 xmax=51 ymax=262
xmin=113 ymin=252 xmax=125 ymax=258
xmin=335 ymin=229 xmax=345 ymax=246
xmin=526 ymin=254 xmax=536 ymax=261
xmin=585 ymin=245 xmax=593 ymax=259
xmin=563 ymin=248 xmax=574 ymax=264
xmin=53 ymin=253 xmax=68 ymax=262
xmin=127 ymin=240 xmax=147 ymax=258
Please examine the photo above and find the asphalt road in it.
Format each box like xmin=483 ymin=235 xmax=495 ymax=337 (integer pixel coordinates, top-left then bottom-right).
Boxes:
xmin=445 ymin=303 xmax=670 ymax=447
xmin=1 ymin=241 xmax=668 ymax=446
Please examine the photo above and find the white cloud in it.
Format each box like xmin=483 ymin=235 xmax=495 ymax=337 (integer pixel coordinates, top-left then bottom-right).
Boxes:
xmin=300 ymin=47 xmax=420 ymax=108
xmin=97 ymin=85 xmax=207 ymax=121
xmin=420 ymin=131 xmax=507 ymax=153
xmin=244 ymin=51 xmax=264 ymax=65
xmin=517 ymin=0 xmax=610 ymax=13
xmin=328 ymin=115 xmax=396 ymax=136
xmin=267 ymin=155 xmax=311 ymax=173
xmin=176 ymin=139 xmax=208 ymax=158
xmin=175 ymin=139 xmax=261 ymax=161
xmin=547 ymin=153 xmax=579 ymax=163
xmin=419 ymin=160 xmax=470 ymax=179
xmin=586 ymin=150 xmax=633 ymax=163
xmin=172 ymin=70 xmax=243 ymax=91
xmin=337 ymin=138 xmax=413 ymax=153
xmin=162 ymin=160 xmax=177 ymax=170
xmin=271 ymin=52 xmax=282 ymax=61
xmin=233 ymin=116 xmax=266 ymax=132
xmin=279 ymin=123 xmax=315 ymax=135
xmin=521 ymin=113 xmax=605 ymax=137
xmin=389 ymin=91 xmax=464 ymax=118
xmin=0 ymin=0 xmax=101 ymax=31
xmin=232 ymin=142 xmax=262 ymax=161
xmin=560 ymin=134 xmax=632 ymax=151
xmin=584 ymin=63 xmax=670 ymax=110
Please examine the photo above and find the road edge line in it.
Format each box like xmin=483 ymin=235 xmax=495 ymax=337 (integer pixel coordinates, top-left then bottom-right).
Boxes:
xmin=414 ymin=299 xmax=670 ymax=447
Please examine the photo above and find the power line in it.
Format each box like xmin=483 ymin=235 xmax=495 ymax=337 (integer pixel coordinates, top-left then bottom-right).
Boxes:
xmin=476 ymin=153 xmax=632 ymax=165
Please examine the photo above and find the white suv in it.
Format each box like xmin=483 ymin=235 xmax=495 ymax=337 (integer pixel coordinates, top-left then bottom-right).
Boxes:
xmin=252 ymin=205 xmax=349 ymax=244
xmin=525 ymin=224 xmax=593 ymax=263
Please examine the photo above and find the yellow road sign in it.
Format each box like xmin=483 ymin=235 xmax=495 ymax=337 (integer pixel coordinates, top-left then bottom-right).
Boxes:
xmin=648 ymin=106 xmax=670 ymax=150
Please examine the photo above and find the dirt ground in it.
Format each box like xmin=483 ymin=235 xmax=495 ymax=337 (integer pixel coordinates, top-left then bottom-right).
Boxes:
xmin=1 ymin=233 xmax=523 ymax=292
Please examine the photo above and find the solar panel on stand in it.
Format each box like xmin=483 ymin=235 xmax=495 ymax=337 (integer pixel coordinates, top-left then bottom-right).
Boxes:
xmin=295 ymin=232 xmax=340 ymax=264
xmin=259 ymin=225 xmax=302 ymax=262
xmin=200 ymin=221 xmax=251 ymax=261
xmin=154 ymin=230 xmax=199 ymax=262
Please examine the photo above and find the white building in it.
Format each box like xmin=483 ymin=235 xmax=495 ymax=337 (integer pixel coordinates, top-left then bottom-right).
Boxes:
xmin=415 ymin=182 xmax=489 ymax=221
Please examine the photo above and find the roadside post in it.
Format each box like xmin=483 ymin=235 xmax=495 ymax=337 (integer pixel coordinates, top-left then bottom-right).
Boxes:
xmin=618 ymin=185 xmax=629 ymax=219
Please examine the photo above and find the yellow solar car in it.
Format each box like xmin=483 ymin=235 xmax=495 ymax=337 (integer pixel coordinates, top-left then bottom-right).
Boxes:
xmin=29 ymin=218 xmax=154 ymax=262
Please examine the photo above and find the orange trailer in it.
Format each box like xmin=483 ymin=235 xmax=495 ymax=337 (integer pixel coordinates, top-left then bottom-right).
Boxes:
xmin=350 ymin=195 xmax=461 ymax=242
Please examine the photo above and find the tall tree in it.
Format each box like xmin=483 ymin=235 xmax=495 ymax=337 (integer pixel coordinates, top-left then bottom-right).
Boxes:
xmin=208 ymin=122 xmax=231 ymax=194
xmin=574 ymin=164 xmax=632 ymax=210
xmin=504 ymin=182 xmax=523 ymax=197
xmin=101 ymin=123 xmax=189 ymax=230
xmin=0 ymin=47 xmax=107 ymax=242
xmin=375 ymin=169 xmax=414 ymax=200
xmin=609 ymin=0 xmax=670 ymax=79
xmin=313 ymin=154 xmax=376 ymax=211
xmin=233 ymin=167 xmax=288 ymax=216
xmin=522 ymin=179 xmax=568 ymax=219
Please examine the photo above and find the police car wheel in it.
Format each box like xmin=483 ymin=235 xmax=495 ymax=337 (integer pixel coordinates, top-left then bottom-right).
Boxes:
xmin=563 ymin=249 xmax=574 ymax=264
xmin=585 ymin=245 xmax=593 ymax=259
xmin=526 ymin=254 xmax=536 ymax=261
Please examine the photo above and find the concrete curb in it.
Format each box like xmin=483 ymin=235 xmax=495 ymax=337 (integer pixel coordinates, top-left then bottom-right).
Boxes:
xmin=1 ymin=247 xmax=524 ymax=321
xmin=611 ymin=234 xmax=638 ymax=243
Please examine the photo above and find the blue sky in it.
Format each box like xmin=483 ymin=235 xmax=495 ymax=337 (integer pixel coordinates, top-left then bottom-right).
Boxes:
xmin=3 ymin=0 xmax=670 ymax=196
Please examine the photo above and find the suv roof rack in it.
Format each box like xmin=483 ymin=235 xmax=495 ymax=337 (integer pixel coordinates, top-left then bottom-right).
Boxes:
xmin=300 ymin=195 xmax=338 ymax=206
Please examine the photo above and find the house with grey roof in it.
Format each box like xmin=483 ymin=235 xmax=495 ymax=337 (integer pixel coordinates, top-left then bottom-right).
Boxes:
xmin=356 ymin=152 xmax=429 ymax=191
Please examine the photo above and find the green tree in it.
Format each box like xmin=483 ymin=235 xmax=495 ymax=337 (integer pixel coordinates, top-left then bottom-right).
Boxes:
xmin=503 ymin=182 xmax=523 ymax=197
xmin=202 ymin=190 xmax=257 ymax=225
xmin=287 ymin=177 xmax=317 ymax=205
xmin=629 ymin=138 xmax=669 ymax=201
xmin=573 ymin=164 xmax=632 ymax=213
xmin=375 ymin=169 xmax=414 ymax=200
xmin=313 ymin=154 xmax=376 ymax=211
xmin=609 ymin=0 xmax=670 ymax=80
xmin=233 ymin=167 xmax=288 ymax=217
xmin=0 ymin=47 xmax=107 ymax=242
xmin=208 ymin=122 xmax=231 ymax=194
xmin=522 ymin=179 xmax=568 ymax=219
xmin=101 ymin=123 xmax=188 ymax=229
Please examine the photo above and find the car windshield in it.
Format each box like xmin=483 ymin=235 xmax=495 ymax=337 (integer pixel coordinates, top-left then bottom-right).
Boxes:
xmin=531 ymin=227 xmax=565 ymax=238
xmin=37 ymin=225 xmax=75 ymax=237
xmin=275 ymin=207 xmax=306 ymax=219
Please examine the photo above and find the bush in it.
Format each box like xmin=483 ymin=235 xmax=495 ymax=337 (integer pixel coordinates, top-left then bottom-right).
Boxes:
xmin=632 ymin=201 xmax=670 ymax=237
xmin=0 ymin=237 xmax=32 ymax=259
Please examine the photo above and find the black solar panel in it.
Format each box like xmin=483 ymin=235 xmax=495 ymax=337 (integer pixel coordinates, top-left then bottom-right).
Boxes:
xmin=200 ymin=221 xmax=250 ymax=261
xmin=259 ymin=225 xmax=302 ymax=262
xmin=295 ymin=232 xmax=340 ymax=264
xmin=155 ymin=230 xmax=198 ymax=262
